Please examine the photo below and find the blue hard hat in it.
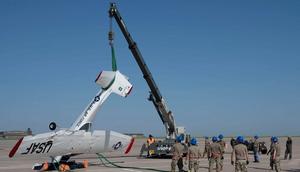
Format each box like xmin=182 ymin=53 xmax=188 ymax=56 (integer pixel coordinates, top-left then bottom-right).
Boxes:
xmin=272 ymin=136 xmax=278 ymax=143
xmin=179 ymin=134 xmax=184 ymax=141
xmin=212 ymin=136 xmax=218 ymax=142
xmin=176 ymin=135 xmax=183 ymax=142
xmin=254 ymin=135 xmax=259 ymax=139
xmin=236 ymin=136 xmax=244 ymax=143
xmin=218 ymin=134 xmax=224 ymax=140
xmin=190 ymin=138 xmax=197 ymax=145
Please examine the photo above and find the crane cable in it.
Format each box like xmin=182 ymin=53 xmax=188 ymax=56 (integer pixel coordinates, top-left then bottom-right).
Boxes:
xmin=109 ymin=16 xmax=117 ymax=71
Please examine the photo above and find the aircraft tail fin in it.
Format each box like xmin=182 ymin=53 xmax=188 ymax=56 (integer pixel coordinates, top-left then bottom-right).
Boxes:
xmin=95 ymin=70 xmax=132 ymax=97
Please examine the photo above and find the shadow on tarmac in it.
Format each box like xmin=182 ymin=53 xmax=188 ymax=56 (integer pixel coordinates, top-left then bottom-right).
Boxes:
xmin=284 ymin=169 xmax=300 ymax=172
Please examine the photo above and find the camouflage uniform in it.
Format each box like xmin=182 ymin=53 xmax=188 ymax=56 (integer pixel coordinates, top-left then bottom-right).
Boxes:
xmin=208 ymin=142 xmax=222 ymax=172
xmin=231 ymin=144 xmax=249 ymax=172
xmin=267 ymin=142 xmax=275 ymax=170
xmin=187 ymin=145 xmax=201 ymax=172
xmin=230 ymin=138 xmax=237 ymax=148
xmin=271 ymin=143 xmax=281 ymax=172
xmin=253 ymin=139 xmax=260 ymax=162
xmin=218 ymin=140 xmax=226 ymax=170
xmin=284 ymin=137 xmax=292 ymax=160
xmin=171 ymin=142 xmax=184 ymax=172
xmin=203 ymin=139 xmax=210 ymax=158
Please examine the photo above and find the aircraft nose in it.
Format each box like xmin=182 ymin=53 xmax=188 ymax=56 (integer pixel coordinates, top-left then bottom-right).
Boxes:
xmin=109 ymin=131 xmax=134 ymax=154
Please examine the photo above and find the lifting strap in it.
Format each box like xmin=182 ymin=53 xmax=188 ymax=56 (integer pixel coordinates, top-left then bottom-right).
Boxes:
xmin=109 ymin=16 xmax=117 ymax=71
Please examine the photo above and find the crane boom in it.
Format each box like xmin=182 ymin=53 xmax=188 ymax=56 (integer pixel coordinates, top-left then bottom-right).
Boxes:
xmin=109 ymin=3 xmax=176 ymax=139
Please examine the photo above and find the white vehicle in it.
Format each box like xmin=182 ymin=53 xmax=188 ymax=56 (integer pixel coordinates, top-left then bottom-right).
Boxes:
xmin=9 ymin=68 xmax=134 ymax=170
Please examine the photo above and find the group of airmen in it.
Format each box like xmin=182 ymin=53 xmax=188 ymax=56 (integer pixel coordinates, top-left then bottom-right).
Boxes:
xmin=170 ymin=134 xmax=292 ymax=172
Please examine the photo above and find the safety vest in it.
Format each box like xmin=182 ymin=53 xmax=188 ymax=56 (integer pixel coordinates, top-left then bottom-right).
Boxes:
xmin=147 ymin=138 xmax=155 ymax=145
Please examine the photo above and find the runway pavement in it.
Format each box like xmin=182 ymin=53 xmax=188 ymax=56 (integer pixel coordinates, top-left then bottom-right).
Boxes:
xmin=1 ymin=137 xmax=299 ymax=172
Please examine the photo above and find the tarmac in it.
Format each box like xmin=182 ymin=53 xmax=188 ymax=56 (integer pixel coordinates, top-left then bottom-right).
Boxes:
xmin=0 ymin=137 xmax=299 ymax=172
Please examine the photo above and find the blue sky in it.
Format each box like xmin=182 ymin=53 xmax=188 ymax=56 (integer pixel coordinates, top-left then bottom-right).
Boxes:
xmin=0 ymin=0 xmax=299 ymax=137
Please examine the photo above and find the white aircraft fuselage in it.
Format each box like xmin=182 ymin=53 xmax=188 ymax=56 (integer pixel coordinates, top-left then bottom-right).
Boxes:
xmin=9 ymin=130 xmax=134 ymax=158
xmin=9 ymin=70 xmax=134 ymax=160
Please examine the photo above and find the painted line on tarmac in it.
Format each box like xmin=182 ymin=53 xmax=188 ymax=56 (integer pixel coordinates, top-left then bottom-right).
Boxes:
xmin=125 ymin=160 xmax=170 ymax=164
xmin=0 ymin=165 xmax=32 ymax=170
xmin=122 ymin=168 xmax=143 ymax=172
